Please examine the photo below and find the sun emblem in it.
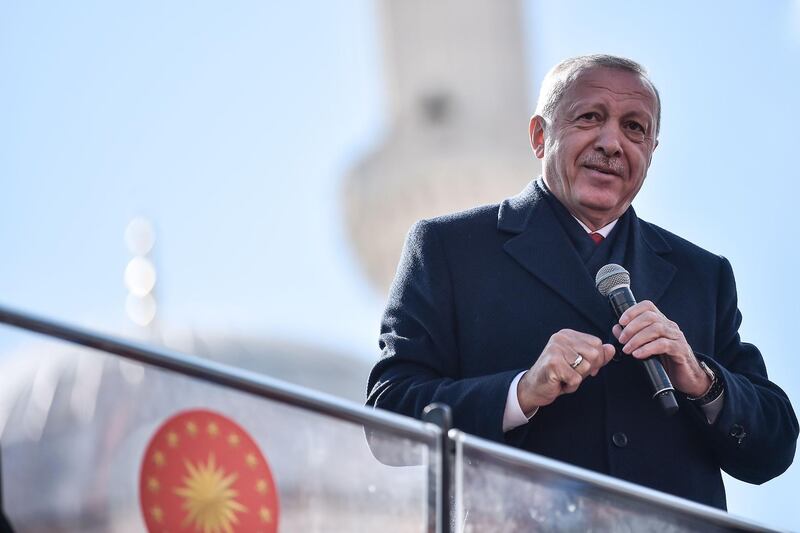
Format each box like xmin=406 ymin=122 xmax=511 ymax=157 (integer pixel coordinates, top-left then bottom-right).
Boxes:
xmin=140 ymin=409 xmax=279 ymax=533
xmin=174 ymin=453 xmax=246 ymax=533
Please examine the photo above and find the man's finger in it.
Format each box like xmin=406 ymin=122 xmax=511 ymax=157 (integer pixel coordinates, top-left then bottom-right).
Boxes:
xmin=561 ymin=370 xmax=583 ymax=394
xmin=581 ymin=344 xmax=617 ymax=368
xmin=561 ymin=350 xmax=584 ymax=368
xmin=630 ymin=338 xmax=673 ymax=360
xmin=618 ymin=299 xmax=659 ymax=326
xmin=563 ymin=335 xmax=606 ymax=359
xmin=602 ymin=344 xmax=616 ymax=365
xmin=622 ymin=323 xmax=668 ymax=354
xmin=568 ymin=343 xmax=616 ymax=378
xmin=617 ymin=310 xmax=661 ymax=343
xmin=554 ymin=329 xmax=605 ymax=348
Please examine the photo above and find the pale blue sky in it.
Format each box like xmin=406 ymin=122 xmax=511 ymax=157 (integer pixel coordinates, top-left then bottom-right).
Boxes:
xmin=2 ymin=1 xmax=799 ymax=529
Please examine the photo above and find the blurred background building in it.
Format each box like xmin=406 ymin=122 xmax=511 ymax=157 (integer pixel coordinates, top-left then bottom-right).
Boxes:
xmin=344 ymin=0 xmax=537 ymax=291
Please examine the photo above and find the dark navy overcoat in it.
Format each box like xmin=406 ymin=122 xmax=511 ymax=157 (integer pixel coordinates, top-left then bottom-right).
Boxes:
xmin=367 ymin=179 xmax=798 ymax=509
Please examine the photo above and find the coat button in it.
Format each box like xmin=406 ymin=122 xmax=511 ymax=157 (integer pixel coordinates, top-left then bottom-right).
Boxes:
xmin=729 ymin=424 xmax=747 ymax=445
xmin=612 ymin=432 xmax=628 ymax=448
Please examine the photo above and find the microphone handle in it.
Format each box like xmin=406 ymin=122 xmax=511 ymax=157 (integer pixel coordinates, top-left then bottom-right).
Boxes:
xmin=609 ymin=287 xmax=679 ymax=416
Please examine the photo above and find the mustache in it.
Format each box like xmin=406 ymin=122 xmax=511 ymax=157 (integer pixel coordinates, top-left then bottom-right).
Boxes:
xmin=580 ymin=155 xmax=624 ymax=176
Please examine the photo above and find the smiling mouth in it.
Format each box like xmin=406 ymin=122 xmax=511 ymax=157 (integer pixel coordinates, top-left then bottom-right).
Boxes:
xmin=583 ymin=164 xmax=620 ymax=177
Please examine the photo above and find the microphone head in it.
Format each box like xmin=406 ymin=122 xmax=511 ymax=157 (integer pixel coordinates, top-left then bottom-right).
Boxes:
xmin=596 ymin=264 xmax=631 ymax=296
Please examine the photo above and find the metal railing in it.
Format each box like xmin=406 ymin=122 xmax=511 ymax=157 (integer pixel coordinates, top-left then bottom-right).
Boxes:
xmin=0 ymin=304 xmax=782 ymax=533
xmin=452 ymin=432 xmax=777 ymax=532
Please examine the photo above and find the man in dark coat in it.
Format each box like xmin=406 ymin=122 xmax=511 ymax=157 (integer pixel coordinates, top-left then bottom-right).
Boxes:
xmin=366 ymin=55 xmax=798 ymax=509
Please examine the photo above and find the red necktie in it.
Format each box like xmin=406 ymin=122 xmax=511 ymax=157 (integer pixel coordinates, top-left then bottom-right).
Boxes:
xmin=590 ymin=232 xmax=604 ymax=245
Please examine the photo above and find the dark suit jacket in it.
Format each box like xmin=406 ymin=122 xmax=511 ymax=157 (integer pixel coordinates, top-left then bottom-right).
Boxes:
xmin=367 ymin=179 xmax=798 ymax=509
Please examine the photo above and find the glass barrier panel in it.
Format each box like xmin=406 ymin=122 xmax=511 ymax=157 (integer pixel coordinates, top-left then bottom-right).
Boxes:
xmin=453 ymin=432 xmax=772 ymax=533
xmin=0 ymin=332 xmax=438 ymax=532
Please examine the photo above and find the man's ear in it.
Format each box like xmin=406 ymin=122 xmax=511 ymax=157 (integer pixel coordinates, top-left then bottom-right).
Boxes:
xmin=529 ymin=115 xmax=546 ymax=159
xmin=647 ymin=138 xmax=659 ymax=167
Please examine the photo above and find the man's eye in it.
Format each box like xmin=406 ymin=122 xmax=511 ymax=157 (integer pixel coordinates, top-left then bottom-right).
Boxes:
xmin=627 ymin=121 xmax=645 ymax=132
xmin=579 ymin=112 xmax=600 ymax=121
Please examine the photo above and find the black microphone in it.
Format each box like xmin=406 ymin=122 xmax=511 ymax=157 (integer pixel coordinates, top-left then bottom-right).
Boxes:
xmin=596 ymin=264 xmax=679 ymax=416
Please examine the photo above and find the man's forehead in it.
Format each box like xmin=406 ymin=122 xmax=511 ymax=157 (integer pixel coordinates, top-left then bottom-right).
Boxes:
xmin=563 ymin=67 xmax=657 ymax=109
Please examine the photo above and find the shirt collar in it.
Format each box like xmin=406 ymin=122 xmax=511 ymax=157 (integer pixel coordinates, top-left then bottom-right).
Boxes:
xmin=538 ymin=178 xmax=619 ymax=238
xmin=572 ymin=216 xmax=618 ymax=238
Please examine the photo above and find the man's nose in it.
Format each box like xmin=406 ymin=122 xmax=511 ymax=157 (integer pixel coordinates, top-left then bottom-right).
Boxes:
xmin=594 ymin=123 xmax=623 ymax=157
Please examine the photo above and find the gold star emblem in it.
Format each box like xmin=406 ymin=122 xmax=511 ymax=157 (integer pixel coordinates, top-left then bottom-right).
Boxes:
xmin=255 ymin=479 xmax=268 ymax=494
xmin=173 ymin=454 xmax=247 ymax=533
xmin=147 ymin=476 xmax=160 ymax=493
xmin=259 ymin=506 xmax=273 ymax=523
xmin=186 ymin=421 xmax=198 ymax=436
xmin=227 ymin=433 xmax=240 ymax=447
xmin=207 ymin=422 xmax=219 ymax=437
xmin=245 ymin=453 xmax=258 ymax=468
xmin=166 ymin=431 xmax=179 ymax=448
xmin=152 ymin=450 xmax=166 ymax=467
xmin=150 ymin=505 xmax=164 ymax=523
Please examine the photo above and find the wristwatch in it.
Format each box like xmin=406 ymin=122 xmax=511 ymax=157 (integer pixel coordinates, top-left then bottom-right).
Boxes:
xmin=687 ymin=361 xmax=724 ymax=405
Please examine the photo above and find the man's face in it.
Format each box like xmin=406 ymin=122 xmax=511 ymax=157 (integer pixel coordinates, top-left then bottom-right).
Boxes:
xmin=530 ymin=67 xmax=659 ymax=230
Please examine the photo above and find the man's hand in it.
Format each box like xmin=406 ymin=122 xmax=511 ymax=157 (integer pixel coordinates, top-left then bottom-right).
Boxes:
xmin=517 ymin=329 xmax=616 ymax=415
xmin=612 ymin=300 xmax=711 ymax=397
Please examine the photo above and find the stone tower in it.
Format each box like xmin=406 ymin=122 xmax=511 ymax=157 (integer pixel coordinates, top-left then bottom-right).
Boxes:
xmin=343 ymin=0 xmax=540 ymax=293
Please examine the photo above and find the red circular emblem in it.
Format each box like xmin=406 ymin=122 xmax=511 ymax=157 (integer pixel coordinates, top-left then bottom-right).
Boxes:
xmin=139 ymin=409 xmax=279 ymax=533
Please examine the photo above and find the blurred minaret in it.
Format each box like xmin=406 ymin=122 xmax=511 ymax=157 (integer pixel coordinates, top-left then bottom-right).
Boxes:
xmin=124 ymin=217 xmax=159 ymax=339
xmin=343 ymin=0 xmax=539 ymax=294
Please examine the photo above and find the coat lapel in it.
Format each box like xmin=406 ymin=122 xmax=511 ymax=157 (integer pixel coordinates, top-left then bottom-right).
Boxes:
xmin=497 ymin=181 xmax=678 ymax=332
xmin=626 ymin=210 xmax=676 ymax=306
xmin=498 ymin=180 xmax=618 ymax=333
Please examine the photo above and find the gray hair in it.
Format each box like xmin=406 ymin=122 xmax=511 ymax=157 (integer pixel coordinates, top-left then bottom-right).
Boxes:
xmin=534 ymin=54 xmax=661 ymax=136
